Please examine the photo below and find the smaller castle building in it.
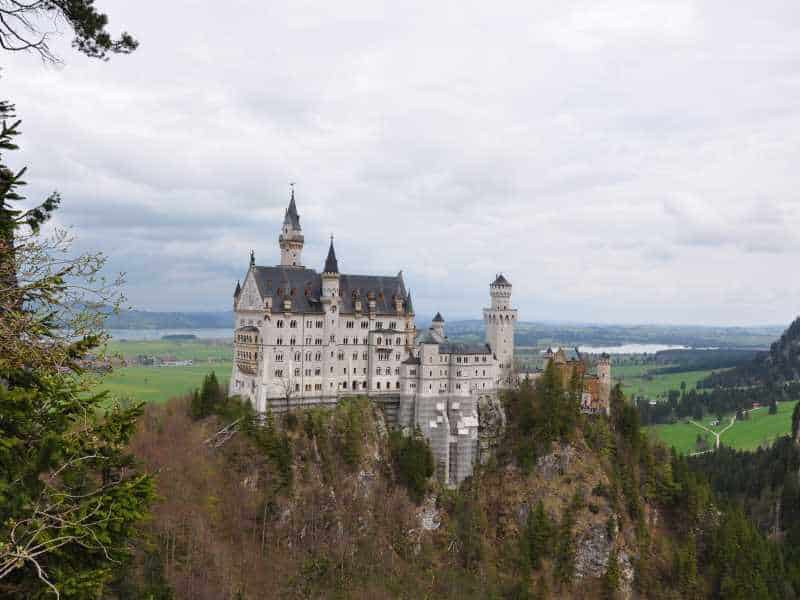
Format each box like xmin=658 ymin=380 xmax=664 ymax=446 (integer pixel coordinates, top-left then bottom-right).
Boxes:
xmin=533 ymin=347 xmax=612 ymax=414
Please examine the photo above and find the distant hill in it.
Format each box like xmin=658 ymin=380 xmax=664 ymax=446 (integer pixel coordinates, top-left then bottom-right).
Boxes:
xmin=703 ymin=316 xmax=800 ymax=387
xmin=105 ymin=309 xmax=233 ymax=329
xmin=105 ymin=309 xmax=782 ymax=350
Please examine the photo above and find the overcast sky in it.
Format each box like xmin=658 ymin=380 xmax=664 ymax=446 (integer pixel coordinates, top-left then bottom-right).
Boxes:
xmin=4 ymin=1 xmax=800 ymax=325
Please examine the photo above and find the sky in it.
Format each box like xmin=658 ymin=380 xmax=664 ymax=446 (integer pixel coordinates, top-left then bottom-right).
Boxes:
xmin=3 ymin=0 xmax=800 ymax=325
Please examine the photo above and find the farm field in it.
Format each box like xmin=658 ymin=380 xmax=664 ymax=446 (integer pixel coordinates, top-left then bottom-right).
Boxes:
xmin=646 ymin=400 xmax=798 ymax=454
xmin=106 ymin=338 xmax=232 ymax=362
xmin=619 ymin=368 xmax=719 ymax=400
xmin=95 ymin=362 xmax=232 ymax=406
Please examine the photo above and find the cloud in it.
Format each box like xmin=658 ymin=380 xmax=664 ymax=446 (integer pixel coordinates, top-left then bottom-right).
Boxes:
xmin=3 ymin=0 xmax=800 ymax=325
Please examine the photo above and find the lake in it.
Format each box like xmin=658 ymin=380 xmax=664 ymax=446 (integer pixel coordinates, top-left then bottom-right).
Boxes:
xmin=108 ymin=329 xmax=232 ymax=341
xmin=577 ymin=343 xmax=690 ymax=354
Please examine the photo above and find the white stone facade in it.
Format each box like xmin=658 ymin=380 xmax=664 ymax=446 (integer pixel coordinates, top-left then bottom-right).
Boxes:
xmin=229 ymin=192 xmax=517 ymax=486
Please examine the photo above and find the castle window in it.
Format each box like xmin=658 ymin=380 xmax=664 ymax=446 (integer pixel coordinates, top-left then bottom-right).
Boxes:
xmin=362 ymin=337 xmax=368 ymax=345
xmin=316 ymin=320 xmax=323 ymax=328
xmin=346 ymin=321 xmax=354 ymax=328
xmin=362 ymin=352 xmax=368 ymax=360
xmin=376 ymin=322 xmax=383 ymax=329
xmin=330 ymin=335 xmax=335 ymax=342
xmin=294 ymin=368 xmax=300 ymax=376
xmin=315 ymin=338 xmax=322 ymax=345
xmin=352 ymin=352 xmax=358 ymax=360
xmin=306 ymin=320 xmax=313 ymax=328
xmin=315 ymin=368 xmax=321 ymax=376
xmin=305 ymin=337 xmax=312 ymax=344
xmin=410 ymin=369 xmax=416 ymax=376
xmin=277 ymin=320 xmax=284 ymax=328
xmin=396 ymin=382 xmax=400 ymax=389
xmin=275 ymin=353 xmax=283 ymax=362
xmin=338 ymin=352 xmax=344 ymax=360
xmin=343 ymin=368 xmax=347 ymax=375
xmin=361 ymin=321 xmax=368 ymax=329
xmin=305 ymin=351 xmax=311 ymax=360
xmin=362 ymin=382 xmax=367 ymax=389
xmin=290 ymin=320 xmax=297 ymax=328
xmin=395 ymin=353 xmax=400 ymax=360
xmin=352 ymin=337 xmax=358 ymax=344
xmin=377 ymin=336 xmax=382 ymax=345
xmin=275 ymin=369 xmax=283 ymax=377
xmin=389 ymin=321 xmax=396 ymax=329
xmin=395 ymin=337 xmax=401 ymax=345
xmin=305 ymin=384 xmax=311 ymax=392
xmin=343 ymin=337 xmax=349 ymax=345
xmin=294 ymin=383 xmax=300 ymax=392
xmin=315 ymin=352 xmax=322 ymax=361
xmin=394 ymin=367 xmax=399 ymax=375
xmin=289 ymin=337 xmax=296 ymax=345
xmin=305 ymin=369 xmax=311 ymax=376
xmin=276 ymin=338 xmax=283 ymax=345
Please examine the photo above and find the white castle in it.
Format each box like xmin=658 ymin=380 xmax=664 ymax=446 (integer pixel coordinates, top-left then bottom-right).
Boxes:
xmin=230 ymin=191 xmax=517 ymax=485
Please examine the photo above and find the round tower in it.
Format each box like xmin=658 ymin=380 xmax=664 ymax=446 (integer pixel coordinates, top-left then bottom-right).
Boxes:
xmin=483 ymin=274 xmax=518 ymax=388
xmin=279 ymin=187 xmax=304 ymax=267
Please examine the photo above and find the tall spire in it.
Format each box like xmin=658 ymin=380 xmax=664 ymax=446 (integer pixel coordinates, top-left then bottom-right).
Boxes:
xmin=405 ymin=289 xmax=414 ymax=315
xmin=324 ymin=234 xmax=339 ymax=274
xmin=284 ymin=184 xmax=301 ymax=230
xmin=279 ymin=184 xmax=304 ymax=267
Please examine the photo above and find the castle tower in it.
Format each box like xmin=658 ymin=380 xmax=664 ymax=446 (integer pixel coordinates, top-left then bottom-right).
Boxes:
xmin=431 ymin=312 xmax=445 ymax=338
xmin=279 ymin=188 xmax=304 ymax=267
xmin=597 ymin=352 xmax=612 ymax=415
xmin=483 ymin=274 xmax=518 ymax=388
xmin=321 ymin=236 xmax=340 ymax=298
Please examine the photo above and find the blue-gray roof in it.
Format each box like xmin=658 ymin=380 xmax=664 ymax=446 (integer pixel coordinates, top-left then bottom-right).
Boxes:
xmin=492 ymin=273 xmax=511 ymax=286
xmin=439 ymin=342 xmax=492 ymax=355
xmin=246 ymin=266 xmax=408 ymax=315
xmin=284 ymin=191 xmax=301 ymax=229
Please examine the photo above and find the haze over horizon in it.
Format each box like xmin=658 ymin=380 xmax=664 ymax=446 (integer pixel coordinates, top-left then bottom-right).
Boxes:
xmin=4 ymin=1 xmax=800 ymax=326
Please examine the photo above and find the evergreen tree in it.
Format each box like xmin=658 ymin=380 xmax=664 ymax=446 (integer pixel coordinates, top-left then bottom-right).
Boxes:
xmin=525 ymin=500 xmax=552 ymax=569
xmin=0 ymin=107 xmax=154 ymax=595
xmin=604 ymin=546 xmax=621 ymax=599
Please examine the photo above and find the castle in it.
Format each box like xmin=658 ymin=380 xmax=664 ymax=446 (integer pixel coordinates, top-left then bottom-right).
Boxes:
xmin=229 ymin=191 xmax=517 ymax=485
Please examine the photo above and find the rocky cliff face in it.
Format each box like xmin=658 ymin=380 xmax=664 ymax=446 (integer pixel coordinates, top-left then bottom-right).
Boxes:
xmin=478 ymin=393 xmax=506 ymax=464
xmin=128 ymin=395 xmax=692 ymax=599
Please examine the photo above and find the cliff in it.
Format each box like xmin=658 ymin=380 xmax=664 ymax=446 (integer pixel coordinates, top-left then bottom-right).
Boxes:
xmin=116 ymin=388 xmax=781 ymax=599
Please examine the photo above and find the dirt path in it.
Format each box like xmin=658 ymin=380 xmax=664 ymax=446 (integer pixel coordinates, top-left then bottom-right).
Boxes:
xmin=689 ymin=414 xmax=736 ymax=449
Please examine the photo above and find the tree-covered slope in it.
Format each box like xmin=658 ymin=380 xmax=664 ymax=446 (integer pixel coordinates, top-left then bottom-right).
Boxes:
xmin=703 ymin=316 xmax=800 ymax=387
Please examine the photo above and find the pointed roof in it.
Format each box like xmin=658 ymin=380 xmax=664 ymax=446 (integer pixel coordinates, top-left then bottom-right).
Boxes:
xmin=323 ymin=236 xmax=339 ymax=274
xmin=405 ymin=289 xmax=414 ymax=315
xmin=234 ymin=280 xmax=241 ymax=297
xmin=283 ymin=188 xmax=301 ymax=230
xmin=432 ymin=312 xmax=445 ymax=323
xmin=492 ymin=273 xmax=511 ymax=286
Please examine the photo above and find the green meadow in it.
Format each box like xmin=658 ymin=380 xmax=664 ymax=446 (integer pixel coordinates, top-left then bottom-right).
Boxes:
xmin=96 ymin=362 xmax=232 ymax=406
xmin=618 ymin=368 xmax=719 ymax=400
xmin=646 ymin=400 xmax=798 ymax=455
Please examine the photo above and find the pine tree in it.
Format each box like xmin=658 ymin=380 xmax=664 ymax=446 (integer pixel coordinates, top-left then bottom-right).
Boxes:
xmin=604 ymin=546 xmax=621 ymax=599
xmin=526 ymin=500 xmax=552 ymax=569
xmin=0 ymin=108 xmax=154 ymax=594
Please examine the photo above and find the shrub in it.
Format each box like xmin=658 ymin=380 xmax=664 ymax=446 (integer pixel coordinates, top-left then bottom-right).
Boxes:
xmin=389 ymin=429 xmax=434 ymax=503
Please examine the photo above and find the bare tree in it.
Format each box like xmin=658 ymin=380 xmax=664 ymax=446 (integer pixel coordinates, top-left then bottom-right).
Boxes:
xmin=0 ymin=0 xmax=137 ymax=63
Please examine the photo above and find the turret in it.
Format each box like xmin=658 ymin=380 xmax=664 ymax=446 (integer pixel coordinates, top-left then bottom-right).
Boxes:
xmin=321 ymin=236 xmax=340 ymax=300
xmin=483 ymin=273 xmax=518 ymax=388
xmin=279 ymin=187 xmax=304 ymax=267
xmin=432 ymin=312 xmax=445 ymax=338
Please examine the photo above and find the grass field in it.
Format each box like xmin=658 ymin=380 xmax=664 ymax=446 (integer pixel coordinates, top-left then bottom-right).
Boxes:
xmin=106 ymin=339 xmax=232 ymax=362
xmin=719 ymin=400 xmax=797 ymax=451
xmin=619 ymin=368 xmax=718 ymax=400
xmin=95 ymin=361 xmax=232 ymax=406
xmin=646 ymin=400 xmax=798 ymax=454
